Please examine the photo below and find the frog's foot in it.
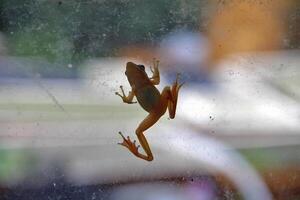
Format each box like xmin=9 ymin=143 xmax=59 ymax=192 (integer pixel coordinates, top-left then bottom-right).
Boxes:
xmin=118 ymin=132 xmax=140 ymax=156
xmin=115 ymin=85 xmax=126 ymax=99
xmin=149 ymin=58 xmax=160 ymax=85
xmin=150 ymin=58 xmax=159 ymax=73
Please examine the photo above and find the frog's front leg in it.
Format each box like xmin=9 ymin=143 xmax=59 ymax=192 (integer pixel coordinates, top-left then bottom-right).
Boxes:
xmin=118 ymin=112 xmax=162 ymax=161
xmin=115 ymin=85 xmax=137 ymax=104
xmin=149 ymin=58 xmax=160 ymax=85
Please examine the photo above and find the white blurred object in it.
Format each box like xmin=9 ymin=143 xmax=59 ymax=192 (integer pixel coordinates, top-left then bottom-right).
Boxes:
xmin=177 ymin=50 xmax=300 ymax=147
xmin=159 ymin=30 xmax=210 ymax=68
xmin=80 ymin=58 xmax=145 ymax=104
xmin=166 ymin=126 xmax=272 ymax=200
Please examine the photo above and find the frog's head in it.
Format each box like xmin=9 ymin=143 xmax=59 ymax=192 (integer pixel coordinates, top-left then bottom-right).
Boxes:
xmin=125 ymin=62 xmax=148 ymax=87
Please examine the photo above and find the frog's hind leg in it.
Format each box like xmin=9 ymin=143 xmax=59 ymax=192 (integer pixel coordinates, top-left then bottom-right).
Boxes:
xmin=135 ymin=112 xmax=163 ymax=161
xmin=167 ymin=73 xmax=184 ymax=119
xmin=118 ymin=112 xmax=162 ymax=161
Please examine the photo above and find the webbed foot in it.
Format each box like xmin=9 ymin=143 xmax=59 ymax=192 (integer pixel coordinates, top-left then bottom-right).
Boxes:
xmin=118 ymin=132 xmax=140 ymax=156
xmin=149 ymin=58 xmax=160 ymax=85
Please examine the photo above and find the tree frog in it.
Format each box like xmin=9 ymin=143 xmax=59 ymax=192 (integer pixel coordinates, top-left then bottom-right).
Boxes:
xmin=115 ymin=59 xmax=183 ymax=161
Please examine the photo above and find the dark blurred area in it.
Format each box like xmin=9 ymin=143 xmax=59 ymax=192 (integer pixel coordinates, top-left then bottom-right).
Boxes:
xmin=0 ymin=0 xmax=202 ymax=77
xmin=0 ymin=0 xmax=300 ymax=200
xmin=0 ymin=0 xmax=298 ymax=76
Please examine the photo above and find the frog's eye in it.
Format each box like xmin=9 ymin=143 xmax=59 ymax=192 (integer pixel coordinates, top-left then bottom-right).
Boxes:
xmin=137 ymin=65 xmax=145 ymax=71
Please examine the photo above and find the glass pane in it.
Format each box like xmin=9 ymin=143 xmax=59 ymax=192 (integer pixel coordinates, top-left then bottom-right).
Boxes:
xmin=0 ymin=0 xmax=299 ymax=199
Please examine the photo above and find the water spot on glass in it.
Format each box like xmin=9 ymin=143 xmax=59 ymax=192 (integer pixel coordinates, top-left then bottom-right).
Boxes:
xmin=228 ymin=70 xmax=234 ymax=75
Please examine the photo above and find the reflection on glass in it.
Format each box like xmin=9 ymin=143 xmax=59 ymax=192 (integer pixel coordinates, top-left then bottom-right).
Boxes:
xmin=0 ymin=0 xmax=300 ymax=199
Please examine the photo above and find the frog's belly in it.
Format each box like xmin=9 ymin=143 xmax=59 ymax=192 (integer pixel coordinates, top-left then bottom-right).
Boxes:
xmin=136 ymin=86 xmax=161 ymax=113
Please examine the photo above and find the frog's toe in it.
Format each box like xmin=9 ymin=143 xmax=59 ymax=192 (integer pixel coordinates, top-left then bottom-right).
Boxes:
xmin=177 ymin=82 xmax=184 ymax=91
xmin=115 ymin=92 xmax=123 ymax=98
xmin=150 ymin=65 xmax=154 ymax=73
xmin=172 ymin=74 xmax=184 ymax=93
xmin=118 ymin=131 xmax=125 ymax=139
xmin=118 ymin=132 xmax=130 ymax=148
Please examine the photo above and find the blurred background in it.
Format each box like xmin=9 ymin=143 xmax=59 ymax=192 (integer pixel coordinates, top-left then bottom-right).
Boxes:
xmin=0 ymin=0 xmax=300 ymax=199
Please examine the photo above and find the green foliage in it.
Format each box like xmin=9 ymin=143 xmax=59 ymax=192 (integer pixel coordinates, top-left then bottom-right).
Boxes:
xmin=0 ymin=149 xmax=35 ymax=183
xmin=0 ymin=0 xmax=201 ymax=74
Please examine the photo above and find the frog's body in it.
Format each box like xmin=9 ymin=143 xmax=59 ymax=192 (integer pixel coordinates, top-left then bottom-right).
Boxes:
xmin=116 ymin=59 xmax=183 ymax=161
xmin=135 ymin=85 xmax=160 ymax=112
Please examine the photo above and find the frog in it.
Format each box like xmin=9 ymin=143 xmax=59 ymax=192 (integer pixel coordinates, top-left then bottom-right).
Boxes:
xmin=115 ymin=58 xmax=183 ymax=161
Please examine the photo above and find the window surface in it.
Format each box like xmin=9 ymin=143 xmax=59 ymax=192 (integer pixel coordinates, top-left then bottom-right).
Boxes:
xmin=0 ymin=1 xmax=300 ymax=199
